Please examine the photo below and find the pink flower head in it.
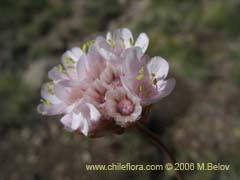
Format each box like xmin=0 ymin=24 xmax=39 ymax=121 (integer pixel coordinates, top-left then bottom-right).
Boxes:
xmin=38 ymin=28 xmax=175 ymax=137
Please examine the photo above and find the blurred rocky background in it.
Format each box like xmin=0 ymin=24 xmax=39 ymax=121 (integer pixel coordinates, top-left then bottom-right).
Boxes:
xmin=0 ymin=0 xmax=240 ymax=179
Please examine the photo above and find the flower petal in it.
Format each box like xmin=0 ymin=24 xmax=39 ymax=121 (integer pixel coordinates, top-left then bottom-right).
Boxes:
xmin=60 ymin=113 xmax=73 ymax=129
xmin=72 ymin=113 xmax=82 ymax=130
xmin=147 ymin=56 xmax=169 ymax=79
xmin=122 ymin=48 xmax=143 ymax=77
xmin=37 ymin=103 xmax=66 ymax=115
xmin=86 ymin=103 xmax=101 ymax=122
xmin=77 ymin=54 xmax=88 ymax=81
xmin=157 ymin=78 xmax=176 ymax=97
xmin=120 ymin=28 xmax=133 ymax=48
xmin=142 ymin=78 xmax=176 ymax=105
xmin=98 ymin=48 xmax=118 ymax=63
xmin=48 ymin=67 xmax=67 ymax=81
xmin=41 ymin=83 xmax=60 ymax=104
xmin=71 ymin=110 xmax=89 ymax=136
xmin=71 ymin=47 xmax=84 ymax=59
xmin=135 ymin=33 xmax=149 ymax=53
xmin=53 ymin=84 xmax=70 ymax=102
xmin=81 ymin=117 xmax=89 ymax=136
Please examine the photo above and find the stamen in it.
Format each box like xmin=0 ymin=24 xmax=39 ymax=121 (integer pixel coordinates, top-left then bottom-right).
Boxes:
xmin=66 ymin=65 xmax=75 ymax=69
xmin=136 ymin=66 xmax=145 ymax=80
xmin=108 ymin=39 xmax=115 ymax=48
xmin=82 ymin=40 xmax=94 ymax=52
xmin=139 ymin=67 xmax=144 ymax=74
xmin=47 ymin=82 xmax=54 ymax=95
xmin=129 ymin=37 xmax=134 ymax=45
xmin=58 ymin=64 xmax=63 ymax=72
xmin=40 ymin=99 xmax=51 ymax=105
xmin=120 ymin=37 xmax=126 ymax=48
xmin=153 ymin=78 xmax=158 ymax=85
xmin=136 ymin=74 xmax=144 ymax=80
xmin=65 ymin=57 xmax=75 ymax=64
xmin=58 ymin=64 xmax=68 ymax=75
xmin=139 ymin=83 xmax=145 ymax=92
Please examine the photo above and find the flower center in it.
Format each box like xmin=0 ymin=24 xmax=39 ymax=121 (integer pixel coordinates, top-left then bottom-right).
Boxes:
xmin=111 ymin=78 xmax=121 ymax=87
xmin=117 ymin=99 xmax=134 ymax=116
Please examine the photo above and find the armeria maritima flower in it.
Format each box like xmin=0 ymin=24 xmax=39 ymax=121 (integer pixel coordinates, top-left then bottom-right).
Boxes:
xmin=38 ymin=28 xmax=175 ymax=137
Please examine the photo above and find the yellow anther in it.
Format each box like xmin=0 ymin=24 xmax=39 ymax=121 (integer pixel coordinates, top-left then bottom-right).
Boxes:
xmin=66 ymin=65 xmax=75 ymax=69
xmin=58 ymin=64 xmax=68 ymax=75
xmin=136 ymin=73 xmax=144 ymax=80
xmin=120 ymin=37 xmax=126 ymax=48
xmin=47 ymin=81 xmax=54 ymax=86
xmin=139 ymin=83 xmax=145 ymax=92
xmin=40 ymin=99 xmax=50 ymax=105
xmin=81 ymin=40 xmax=94 ymax=52
xmin=65 ymin=57 xmax=75 ymax=64
xmin=58 ymin=64 xmax=63 ymax=72
xmin=108 ymin=39 xmax=115 ymax=48
xmin=129 ymin=37 xmax=134 ymax=45
xmin=47 ymin=82 xmax=54 ymax=95
xmin=47 ymin=88 xmax=54 ymax=95
xmin=82 ymin=43 xmax=88 ymax=52
xmin=63 ymin=71 xmax=68 ymax=75
xmin=153 ymin=78 xmax=158 ymax=85
xmin=139 ymin=67 xmax=144 ymax=74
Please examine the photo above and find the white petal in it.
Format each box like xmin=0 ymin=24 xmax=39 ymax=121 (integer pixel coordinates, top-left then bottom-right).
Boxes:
xmin=157 ymin=78 xmax=176 ymax=97
xmin=41 ymin=84 xmax=60 ymax=104
xmin=98 ymin=48 xmax=118 ymax=62
xmin=81 ymin=118 xmax=89 ymax=136
xmin=64 ymin=104 xmax=76 ymax=114
xmin=135 ymin=33 xmax=149 ymax=53
xmin=37 ymin=103 xmax=66 ymax=115
xmin=62 ymin=48 xmax=81 ymax=64
xmin=71 ymin=113 xmax=82 ymax=130
xmin=94 ymin=36 xmax=110 ymax=50
xmin=71 ymin=47 xmax=84 ymax=59
xmin=142 ymin=78 xmax=176 ymax=105
xmin=106 ymin=31 xmax=112 ymax=41
xmin=60 ymin=113 xmax=72 ymax=128
xmin=86 ymin=103 xmax=101 ymax=122
xmin=120 ymin=28 xmax=133 ymax=48
xmin=48 ymin=67 xmax=67 ymax=81
xmin=147 ymin=56 xmax=169 ymax=79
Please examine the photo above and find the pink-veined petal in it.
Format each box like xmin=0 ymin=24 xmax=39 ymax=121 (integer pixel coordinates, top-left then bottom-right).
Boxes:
xmin=71 ymin=47 xmax=84 ymax=59
xmin=77 ymin=54 xmax=88 ymax=81
xmin=53 ymin=84 xmax=70 ymax=102
xmin=122 ymin=48 xmax=143 ymax=77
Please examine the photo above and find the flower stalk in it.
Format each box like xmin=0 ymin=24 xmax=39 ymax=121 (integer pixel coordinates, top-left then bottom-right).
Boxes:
xmin=136 ymin=122 xmax=183 ymax=180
